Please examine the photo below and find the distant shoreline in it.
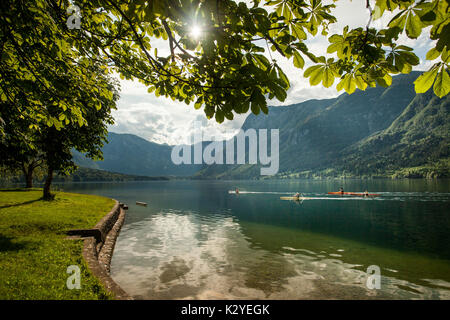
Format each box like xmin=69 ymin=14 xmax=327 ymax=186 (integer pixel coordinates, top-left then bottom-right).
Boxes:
xmin=2 ymin=176 xmax=450 ymax=189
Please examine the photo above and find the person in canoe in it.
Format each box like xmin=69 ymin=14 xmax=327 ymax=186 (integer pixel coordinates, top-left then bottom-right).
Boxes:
xmin=235 ymin=188 xmax=239 ymax=194
xmin=339 ymin=187 xmax=344 ymax=194
xmin=363 ymin=190 xmax=369 ymax=197
xmin=293 ymin=192 xmax=300 ymax=200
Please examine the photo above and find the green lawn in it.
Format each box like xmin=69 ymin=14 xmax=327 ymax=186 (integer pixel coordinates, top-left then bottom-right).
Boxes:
xmin=0 ymin=189 xmax=115 ymax=299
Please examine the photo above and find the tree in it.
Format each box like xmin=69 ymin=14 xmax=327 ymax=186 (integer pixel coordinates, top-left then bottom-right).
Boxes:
xmin=0 ymin=101 xmax=44 ymax=188
xmin=36 ymin=64 xmax=119 ymax=200
xmin=0 ymin=1 xmax=118 ymax=198
xmin=0 ymin=58 xmax=118 ymax=198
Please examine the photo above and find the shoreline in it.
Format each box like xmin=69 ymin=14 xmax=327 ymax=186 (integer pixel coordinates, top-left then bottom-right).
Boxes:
xmin=80 ymin=200 xmax=132 ymax=300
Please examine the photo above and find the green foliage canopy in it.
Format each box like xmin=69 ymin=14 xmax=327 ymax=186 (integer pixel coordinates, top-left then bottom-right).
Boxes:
xmin=0 ymin=1 xmax=117 ymax=135
xmin=0 ymin=0 xmax=449 ymax=132
xmin=74 ymin=0 xmax=449 ymax=123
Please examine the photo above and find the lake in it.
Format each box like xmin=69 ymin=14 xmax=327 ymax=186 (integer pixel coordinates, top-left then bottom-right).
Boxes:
xmin=58 ymin=179 xmax=450 ymax=299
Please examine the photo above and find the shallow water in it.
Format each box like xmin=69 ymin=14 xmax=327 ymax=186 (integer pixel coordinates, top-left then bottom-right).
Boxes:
xmin=58 ymin=179 xmax=450 ymax=299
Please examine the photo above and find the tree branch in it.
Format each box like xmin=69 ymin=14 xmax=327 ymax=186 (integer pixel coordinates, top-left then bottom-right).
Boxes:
xmin=265 ymin=34 xmax=286 ymax=57
xmin=366 ymin=0 xmax=373 ymax=30
xmin=162 ymin=20 xmax=175 ymax=62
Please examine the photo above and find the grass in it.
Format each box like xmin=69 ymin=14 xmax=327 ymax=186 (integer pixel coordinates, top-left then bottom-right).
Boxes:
xmin=0 ymin=188 xmax=116 ymax=299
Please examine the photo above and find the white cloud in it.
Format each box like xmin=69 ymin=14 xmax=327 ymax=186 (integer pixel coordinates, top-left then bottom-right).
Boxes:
xmin=110 ymin=78 xmax=247 ymax=145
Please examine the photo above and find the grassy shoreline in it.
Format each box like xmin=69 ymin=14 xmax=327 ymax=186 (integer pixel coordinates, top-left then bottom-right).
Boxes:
xmin=0 ymin=189 xmax=115 ymax=299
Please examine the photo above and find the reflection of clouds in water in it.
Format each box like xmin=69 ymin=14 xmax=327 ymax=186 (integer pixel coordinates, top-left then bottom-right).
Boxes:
xmin=111 ymin=211 xmax=450 ymax=300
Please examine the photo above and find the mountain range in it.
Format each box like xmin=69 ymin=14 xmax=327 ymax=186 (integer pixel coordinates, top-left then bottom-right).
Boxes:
xmin=72 ymin=133 xmax=202 ymax=176
xmin=74 ymin=71 xmax=449 ymax=179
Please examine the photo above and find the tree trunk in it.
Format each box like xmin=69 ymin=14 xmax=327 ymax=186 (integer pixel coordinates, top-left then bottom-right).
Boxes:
xmin=21 ymin=164 xmax=33 ymax=188
xmin=25 ymin=169 xmax=33 ymax=188
xmin=43 ymin=167 xmax=54 ymax=200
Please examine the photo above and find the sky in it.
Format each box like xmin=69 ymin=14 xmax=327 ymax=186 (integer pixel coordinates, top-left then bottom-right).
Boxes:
xmin=108 ymin=0 xmax=435 ymax=146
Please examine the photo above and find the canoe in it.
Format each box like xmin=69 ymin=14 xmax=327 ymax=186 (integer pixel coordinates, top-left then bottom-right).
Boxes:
xmin=327 ymin=192 xmax=381 ymax=197
xmin=136 ymin=201 xmax=148 ymax=206
xmin=280 ymin=196 xmax=308 ymax=201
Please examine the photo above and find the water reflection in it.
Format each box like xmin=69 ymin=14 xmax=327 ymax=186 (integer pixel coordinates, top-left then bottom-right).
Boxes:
xmin=52 ymin=179 xmax=450 ymax=299
xmin=110 ymin=209 xmax=450 ymax=300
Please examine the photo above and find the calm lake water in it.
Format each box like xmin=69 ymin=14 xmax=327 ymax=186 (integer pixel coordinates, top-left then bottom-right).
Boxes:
xmin=58 ymin=179 xmax=450 ymax=299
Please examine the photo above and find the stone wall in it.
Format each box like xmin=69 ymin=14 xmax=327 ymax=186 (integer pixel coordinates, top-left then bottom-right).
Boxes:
xmin=81 ymin=201 xmax=132 ymax=300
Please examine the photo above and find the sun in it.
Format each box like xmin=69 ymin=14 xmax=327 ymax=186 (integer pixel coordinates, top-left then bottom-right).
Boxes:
xmin=190 ymin=25 xmax=202 ymax=39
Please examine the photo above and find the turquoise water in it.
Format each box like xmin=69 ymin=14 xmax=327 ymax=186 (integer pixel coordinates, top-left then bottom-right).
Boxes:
xmin=59 ymin=179 xmax=450 ymax=299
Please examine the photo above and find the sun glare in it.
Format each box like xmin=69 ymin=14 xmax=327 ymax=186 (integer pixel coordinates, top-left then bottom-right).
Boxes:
xmin=190 ymin=25 xmax=202 ymax=39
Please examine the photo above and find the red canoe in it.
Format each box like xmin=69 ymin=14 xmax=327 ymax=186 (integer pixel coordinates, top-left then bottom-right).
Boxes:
xmin=328 ymin=192 xmax=381 ymax=197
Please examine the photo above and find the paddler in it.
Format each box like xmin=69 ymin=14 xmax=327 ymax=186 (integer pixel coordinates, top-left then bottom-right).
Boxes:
xmin=293 ymin=192 xmax=300 ymax=200
xmin=364 ymin=190 xmax=369 ymax=197
xmin=339 ymin=187 xmax=344 ymax=194
xmin=235 ymin=188 xmax=239 ymax=194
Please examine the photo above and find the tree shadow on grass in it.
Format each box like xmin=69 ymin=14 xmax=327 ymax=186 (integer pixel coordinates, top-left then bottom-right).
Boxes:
xmin=0 ymin=188 xmax=40 ymax=192
xmin=0 ymin=198 xmax=42 ymax=209
xmin=0 ymin=234 xmax=30 ymax=252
